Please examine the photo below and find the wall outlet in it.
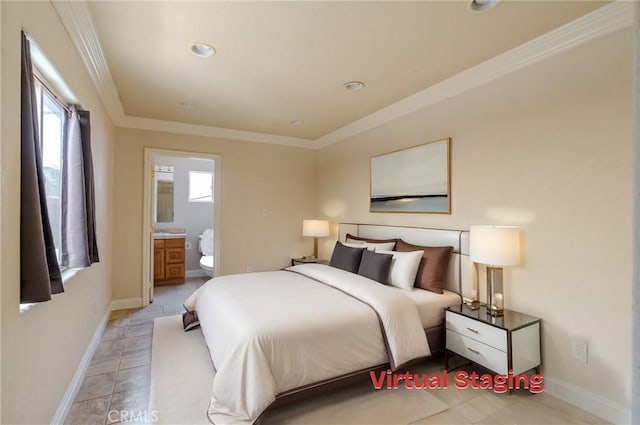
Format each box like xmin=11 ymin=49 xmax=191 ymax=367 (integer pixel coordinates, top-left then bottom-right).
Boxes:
xmin=572 ymin=339 xmax=588 ymax=363
xmin=246 ymin=265 xmax=253 ymax=273
xmin=262 ymin=209 xmax=268 ymax=217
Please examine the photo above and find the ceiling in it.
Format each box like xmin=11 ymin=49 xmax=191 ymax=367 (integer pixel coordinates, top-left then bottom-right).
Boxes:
xmin=85 ymin=1 xmax=607 ymax=143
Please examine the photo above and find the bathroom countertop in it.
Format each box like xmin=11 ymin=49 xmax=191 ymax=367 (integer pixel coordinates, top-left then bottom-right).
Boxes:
xmin=153 ymin=232 xmax=187 ymax=239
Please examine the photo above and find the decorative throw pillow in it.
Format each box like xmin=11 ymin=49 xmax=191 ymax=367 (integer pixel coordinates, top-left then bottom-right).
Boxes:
xmin=376 ymin=250 xmax=423 ymax=290
xmin=357 ymin=249 xmax=393 ymax=284
xmin=329 ymin=242 xmax=365 ymax=273
xmin=182 ymin=310 xmax=200 ymax=331
xmin=395 ymin=240 xmax=454 ymax=294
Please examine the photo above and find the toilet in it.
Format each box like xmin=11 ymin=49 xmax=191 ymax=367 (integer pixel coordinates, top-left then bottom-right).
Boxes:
xmin=199 ymin=228 xmax=214 ymax=277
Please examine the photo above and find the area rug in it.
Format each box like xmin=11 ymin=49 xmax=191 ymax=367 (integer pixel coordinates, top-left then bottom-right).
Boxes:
xmin=150 ymin=315 xmax=448 ymax=425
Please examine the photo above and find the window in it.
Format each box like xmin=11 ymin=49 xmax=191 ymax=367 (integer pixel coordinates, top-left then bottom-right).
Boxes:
xmin=34 ymin=76 xmax=66 ymax=264
xmin=189 ymin=171 xmax=213 ymax=203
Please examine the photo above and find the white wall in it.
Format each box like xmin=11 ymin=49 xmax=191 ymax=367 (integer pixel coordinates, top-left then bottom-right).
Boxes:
xmin=316 ymin=28 xmax=632 ymax=418
xmin=0 ymin=2 xmax=115 ymax=424
xmin=154 ymin=155 xmax=215 ymax=272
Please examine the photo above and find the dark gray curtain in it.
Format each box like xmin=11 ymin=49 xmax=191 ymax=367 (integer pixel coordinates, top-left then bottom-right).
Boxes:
xmin=20 ymin=31 xmax=63 ymax=303
xmin=61 ymin=105 xmax=99 ymax=268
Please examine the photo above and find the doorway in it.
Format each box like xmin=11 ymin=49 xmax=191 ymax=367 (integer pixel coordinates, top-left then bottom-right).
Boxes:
xmin=142 ymin=148 xmax=221 ymax=306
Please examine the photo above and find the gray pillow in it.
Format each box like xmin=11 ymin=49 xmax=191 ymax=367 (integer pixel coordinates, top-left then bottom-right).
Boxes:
xmin=357 ymin=249 xmax=393 ymax=284
xmin=329 ymin=242 xmax=365 ymax=273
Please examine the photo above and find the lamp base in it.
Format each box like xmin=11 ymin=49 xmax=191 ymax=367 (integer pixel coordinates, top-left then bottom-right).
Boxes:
xmin=486 ymin=266 xmax=505 ymax=317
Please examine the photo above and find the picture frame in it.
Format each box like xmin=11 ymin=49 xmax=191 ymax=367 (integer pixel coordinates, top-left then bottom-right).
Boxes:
xmin=370 ymin=138 xmax=451 ymax=214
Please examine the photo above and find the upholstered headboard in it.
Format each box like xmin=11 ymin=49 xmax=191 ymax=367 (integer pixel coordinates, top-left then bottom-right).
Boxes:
xmin=338 ymin=223 xmax=476 ymax=301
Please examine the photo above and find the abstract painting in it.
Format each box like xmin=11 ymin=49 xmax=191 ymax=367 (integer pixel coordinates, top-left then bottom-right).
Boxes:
xmin=370 ymin=138 xmax=451 ymax=214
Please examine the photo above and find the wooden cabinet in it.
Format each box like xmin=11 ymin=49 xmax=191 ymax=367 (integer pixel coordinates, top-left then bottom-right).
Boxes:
xmin=154 ymin=237 xmax=185 ymax=285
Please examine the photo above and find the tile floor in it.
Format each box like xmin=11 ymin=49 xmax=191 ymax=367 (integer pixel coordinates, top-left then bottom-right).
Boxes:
xmin=64 ymin=277 xmax=610 ymax=425
xmin=64 ymin=277 xmax=207 ymax=425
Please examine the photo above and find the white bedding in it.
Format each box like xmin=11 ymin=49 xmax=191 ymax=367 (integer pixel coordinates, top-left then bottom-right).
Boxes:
xmin=184 ymin=264 xmax=430 ymax=424
xmin=402 ymin=288 xmax=462 ymax=328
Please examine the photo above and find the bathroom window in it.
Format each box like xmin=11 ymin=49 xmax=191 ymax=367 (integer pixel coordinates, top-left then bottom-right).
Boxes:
xmin=34 ymin=76 xmax=66 ymax=263
xmin=189 ymin=171 xmax=213 ymax=203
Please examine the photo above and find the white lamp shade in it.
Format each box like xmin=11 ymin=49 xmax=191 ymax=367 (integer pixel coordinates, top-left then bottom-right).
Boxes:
xmin=302 ymin=220 xmax=329 ymax=238
xmin=469 ymin=225 xmax=520 ymax=266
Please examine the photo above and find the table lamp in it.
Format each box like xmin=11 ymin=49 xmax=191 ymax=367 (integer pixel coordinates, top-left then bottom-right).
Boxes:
xmin=302 ymin=219 xmax=329 ymax=259
xmin=469 ymin=225 xmax=520 ymax=316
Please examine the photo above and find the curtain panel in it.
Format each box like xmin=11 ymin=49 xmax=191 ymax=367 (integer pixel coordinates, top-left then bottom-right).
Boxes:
xmin=20 ymin=31 xmax=63 ymax=303
xmin=61 ymin=106 xmax=99 ymax=268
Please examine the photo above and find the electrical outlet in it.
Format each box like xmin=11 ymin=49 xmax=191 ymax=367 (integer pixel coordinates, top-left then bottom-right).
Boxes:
xmin=262 ymin=209 xmax=268 ymax=217
xmin=246 ymin=265 xmax=253 ymax=273
xmin=572 ymin=339 xmax=588 ymax=363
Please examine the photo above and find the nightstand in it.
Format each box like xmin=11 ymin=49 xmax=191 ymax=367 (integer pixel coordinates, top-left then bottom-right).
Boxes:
xmin=445 ymin=304 xmax=541 ymax=375
xmin=291 ymin=257 xmax=328 ymax=266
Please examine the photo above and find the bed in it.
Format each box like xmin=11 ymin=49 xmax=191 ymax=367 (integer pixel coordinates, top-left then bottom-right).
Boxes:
xmin=184 ymin=224 xmax=476 ymax=425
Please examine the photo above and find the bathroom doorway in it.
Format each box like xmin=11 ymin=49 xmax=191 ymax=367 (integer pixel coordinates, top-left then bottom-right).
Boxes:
xmin=142 ymin=148 xmax=221 ymax=306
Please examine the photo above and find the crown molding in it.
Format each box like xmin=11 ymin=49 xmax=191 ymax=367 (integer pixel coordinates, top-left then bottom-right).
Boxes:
xmin=52 ymin=0 xmax=126 ymax=123
xmin=119 ymin=115 xmax=313 ymax=148
xmin=314 ymin=1 xmax=633 ymax=148
xmin=53 ymin=1 xmax=632 ymax=150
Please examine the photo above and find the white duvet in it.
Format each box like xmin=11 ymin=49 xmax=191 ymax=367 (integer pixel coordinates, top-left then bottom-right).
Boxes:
xmin=183 ymin=264 xmax=429 ymax=425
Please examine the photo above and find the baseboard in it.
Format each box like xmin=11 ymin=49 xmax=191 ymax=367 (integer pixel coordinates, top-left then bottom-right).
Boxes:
xmin=110 ymin=297 xmax=143 ymax=310
xmin=50 ymin=307 xmax=111 ymax=425
xmin=186 ymin=269 xmax=208 ymax=279
xmin=544 ymin=375 xmax=630 ymax=424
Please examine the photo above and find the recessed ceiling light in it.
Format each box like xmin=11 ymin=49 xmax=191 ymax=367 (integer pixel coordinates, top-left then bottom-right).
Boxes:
xmin=180 ymin=102 xmax=193 ymax=109
xmin=190 ymin=43 xmax=216 ymax=58
xmin=290 ymin=120 xmax=304 ymax=126
xmin=469 ymin=0 xmax=500 ymax=12
xmin=344 ymin=81 xmax=365 ymax=91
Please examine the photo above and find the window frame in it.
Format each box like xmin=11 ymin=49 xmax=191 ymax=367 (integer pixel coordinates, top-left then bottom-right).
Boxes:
xmin=33 ymin=71 xmax=69 ymax=269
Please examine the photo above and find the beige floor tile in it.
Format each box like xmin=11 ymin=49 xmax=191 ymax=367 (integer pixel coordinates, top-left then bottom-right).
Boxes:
xmin=120 ymin=348 xmax=152 ymax=370
xmin=114 ymin=364 xmax=151 ymax=394
xmin=86 ymin=357 xmax=121 ymax=377
xmin=75 ymin=372 xmax=117 ymax=402
xmin=408 ymin=359 xmax=447 ymax=376
xmin=125 ymin=322 xmax=153 ymax=338
xmin=107 ymin=387 xmax=151 ymax=424
xmin=409 ymin=408 xmax=472 ymax=425
xmin=103 ymin=325 xmax=127 ymax=341
xmin=109 ymin=309 xmax=136 ymax=321
xmin=107 ymin=317 xmax=131 ymax=327
xmin=430 ymin=386 xmax=483 ymax=409
xmin=153 ymin=285 xmax=177 ymax=296
xmin=528 ymin=391 xmax=601 ymax=424
xmin=64 ymin=394 xmax=112 ymax=425
xmin=123 ymin=335 xmax=153 ymax=353
xmin=477 ymin=399 xmax=592 ymax=425
xmin=454 ymin=391 xmax=510 ymax=423
xmin=93 ymin=338 xmax=126 ymax=361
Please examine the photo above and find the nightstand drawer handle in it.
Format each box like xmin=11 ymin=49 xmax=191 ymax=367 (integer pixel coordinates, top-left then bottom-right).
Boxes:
xmin=466 ymin=327 xmax=479 ymax=334
xmin=467 ymin=347 xmax=481 ymax=355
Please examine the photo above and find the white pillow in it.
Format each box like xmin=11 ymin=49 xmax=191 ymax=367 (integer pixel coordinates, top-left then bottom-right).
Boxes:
xmin=376 ymin=250 xmax=423 ymax=290
xmin=344 ymin=241 xmax=395 ymax=252
xmin=369 ymin=242 xmax=396 ymax=252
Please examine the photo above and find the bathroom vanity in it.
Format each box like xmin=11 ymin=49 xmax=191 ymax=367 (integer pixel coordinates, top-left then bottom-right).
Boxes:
xmin=153 ymin=233 xmax=186 ymax=285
